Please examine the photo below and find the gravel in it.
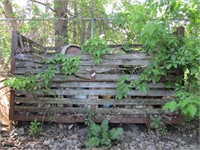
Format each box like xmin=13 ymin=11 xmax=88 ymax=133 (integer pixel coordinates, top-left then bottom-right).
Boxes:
xmin=0 ymin=120 xmax=199 ymax=150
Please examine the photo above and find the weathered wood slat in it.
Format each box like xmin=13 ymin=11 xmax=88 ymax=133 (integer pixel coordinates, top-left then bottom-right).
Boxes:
xmin=12 ymin=114 xmax=183 ymax=124
xmin=16 ymin=63 xmax=123 ymax=74
xmin=16 ymin=61 xmax=44 ymax=68
xmin=14 ymin=106 xmax=164 ymax=115
xmin=14 ymin=74 xmax=139 ymax=81
xmin=15 ymin=72 xmax=138 ymax=82
xmin=15 ymin=66 xmax=146 ymax=75
xmin=15 ymin=58 xmax=150 ymax=67
xmin=51 ymin=82 xmax=171 ymax=88
xmin=15 ymin=97 xmax=169 ymax=105
xmin=15 ymin=53 xmax=152 ymax=63
xmin=15 ymin=67 xmax=90 ymax=74
xmin=16 ymin=89 xmax=174 ymax=96
xmin=15 ymin=66 xmax=120 ymax=74
xmin=15 ymin=54 xmax=44 ymax=63
xmin=62 ymin=74 xmax=176 ymax=82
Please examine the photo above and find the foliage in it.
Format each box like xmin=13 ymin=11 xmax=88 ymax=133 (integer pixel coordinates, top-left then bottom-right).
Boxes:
xmin=135 ymin=21 xmax=199 ymax=118
xmin=44 ymin=53 xmax=80 ymax=76
xmin=163 ymin=91 xmax=200 ymax=118
xmin=85 ymin=113 xmax=123 ymax=148
xmin=29 ymin=120 xmax=42 ymax=136
xmin=150 ymin=116 xmax=167 ymax=135
xmin=115 ymin=76 xmax=131 ymax=100
xmin=81 ymin=37 xmax=111 ymax=64
xmin=4 ymin=54 xmax=80 ymax=96
xmin=112 ymin=0 xmax=200 ymax=120
xmin=150 ymin=116 xmax=164 ymax=129
xmin=112 ymin=1 xmax=150 ymax=44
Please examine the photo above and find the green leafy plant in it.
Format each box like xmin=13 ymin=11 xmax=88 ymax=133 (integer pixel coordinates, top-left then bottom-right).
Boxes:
xmin=85 ymin=113 xmax=123 ymax=148
xmin=131 ymin=80 xmax=149 ymax=92
xmin=115 ymin=76 xmax=131 ymax=100
xmin=45 ymin=53 xmax=80 ymax=76
xmin=4 ymin=54 xmax=80 ymax=96
xmin=150 ymin=116 xmax=164 ymax=129
xmin=29 ymin=120 xmax=42 ymax=136
xmin=163 ymin=91 xmax=200 ymax=118
xmin=81 ymin=37 xmax=110 ymax=64
xmin=113 ymin=0 xmax=200 ymax=121
xmin=150 ymin=116 xmax=167 ymax=135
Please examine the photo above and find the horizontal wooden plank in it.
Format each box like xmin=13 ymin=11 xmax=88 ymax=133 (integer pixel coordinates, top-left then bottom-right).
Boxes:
xmin=15 ymin=54 xmax=44 ymax=63
xmin=14 ymin=106 xmax=165 ymax=115
xmin=16 ymin=89 xmax=174 ymax=96
xmin=15 ymin=66 xmax=147 ymax=75
xmin=12 ymin=114 xmax=183 ymax=124
xmin=16 ymin=61 xmax=44 ymax=68
xmin=15 ymin=65 xmax=123 ymax=74
xmin=61 ymin=53 xmax=152 ymax=60
xmin=14 ymin=74 xmax=139 ymax=81
xmin=51 ymin=82 xmax=172 ymax=88
xmin=81 ymin=59 xmax=150 ymax=65
xmin=15 ymin=53 xmax=152 ymax=63
xmin=16 ymin=59 xmax=150 ymax=67
xmin=15 ymin=67 xmax=90 ymax=74
xmin=15 ymin=97 xmax=169 ymax=105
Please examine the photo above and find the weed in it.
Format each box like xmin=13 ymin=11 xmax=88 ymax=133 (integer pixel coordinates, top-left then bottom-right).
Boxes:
xmin=29 ymin=120 xmax=42 ymax=137
xmin=85 ymin=113 xmax=123 ymax=148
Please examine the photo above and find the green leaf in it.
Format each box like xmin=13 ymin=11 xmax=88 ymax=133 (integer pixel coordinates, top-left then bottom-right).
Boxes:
xmin=109 ymin=128 xmax=123 ymax=140
xmin=171 ymin=54 xmax=176 ymax=61
xmin=187 ymin=104 xmax=197 ymax=118
xmin=86 ymin=137 xmax=100 ymax=148
xmin=169 ymin=101 xmax=177 ymax=112
xmin=166 ymin=64 xmax=172 ymax=69
xmin=173 ymin=63 xmax=177 ymax=68
xmin=101 ymin=119 xmax=109 ymax=132
xmin=90 ymin=124 xmax=101 ymax=137
xmin=101 ymin=138 xmax=111 ymax=147
xmin=180 ymin=100 xmax=189 ymax=109
xmin=162 ymin=101 xmax=177 ymax=112
xmin=102 ymin=131 xmax=109 ymax=140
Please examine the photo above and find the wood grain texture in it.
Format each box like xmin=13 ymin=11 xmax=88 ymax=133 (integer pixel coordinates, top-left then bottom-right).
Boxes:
xmin=14 ymin=106 xmax=165 ymax=115
xmin=15 ymin=89 xmax=174 ymax=96
xmin=15 ymin=97 xmax=169 ymax=105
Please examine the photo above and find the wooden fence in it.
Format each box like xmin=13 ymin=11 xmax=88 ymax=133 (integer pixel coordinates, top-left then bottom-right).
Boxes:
xmin=8 ymin=30 xmax=183 ymax=124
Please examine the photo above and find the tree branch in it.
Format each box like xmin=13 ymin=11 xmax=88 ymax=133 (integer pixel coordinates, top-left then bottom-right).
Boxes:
xmin=29 ymin=0 xmax=55 ymax=12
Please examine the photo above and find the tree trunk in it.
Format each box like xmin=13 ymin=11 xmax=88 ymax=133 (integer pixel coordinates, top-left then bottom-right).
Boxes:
xmin=2 ymin=0 xmax=18 ymax=30
xmin=54 ymin=0 xmax=69 ymax=47
xmin=73 ymin=1 xmax=77 ymax=44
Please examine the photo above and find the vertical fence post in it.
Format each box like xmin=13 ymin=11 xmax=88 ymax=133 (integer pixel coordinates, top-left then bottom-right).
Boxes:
xmin=9 ymin=30 xmax=19 ymax=120
xmin=90 ymin=0 xmax=94 ymax=38
xmin=176 ymin=26 xmax=185 ymax=37
xmin=175 ymin=27 xmax=185 ymax=92
xmin=194 ymin=27 xmax=197 ymax=37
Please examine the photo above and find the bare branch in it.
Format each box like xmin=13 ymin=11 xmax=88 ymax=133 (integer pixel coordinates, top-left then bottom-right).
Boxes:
xmin=29 ymin=0 xmax=55 ymax=12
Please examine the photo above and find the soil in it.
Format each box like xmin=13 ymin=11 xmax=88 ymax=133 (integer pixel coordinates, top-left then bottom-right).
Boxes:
xmin=0 ymin=120 xmax=199 ymax=150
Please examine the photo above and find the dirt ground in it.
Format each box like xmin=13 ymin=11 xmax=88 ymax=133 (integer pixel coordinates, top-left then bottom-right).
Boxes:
xmin=0 ymin=119 xmax=199 ymax=150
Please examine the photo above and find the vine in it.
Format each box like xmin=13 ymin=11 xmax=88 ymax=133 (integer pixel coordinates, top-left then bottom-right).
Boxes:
xmin=81 ymin=37 xmax=111 ymax=64
xmin=115 ymin=76 xmax=131 ymax=100
xmin=137 ymin=21 xmax=200 ymax=120
xmin=113 ymin=0 xmax=200 ymax=119
xmin=4 ymin=54 xmax=80 ymax=96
